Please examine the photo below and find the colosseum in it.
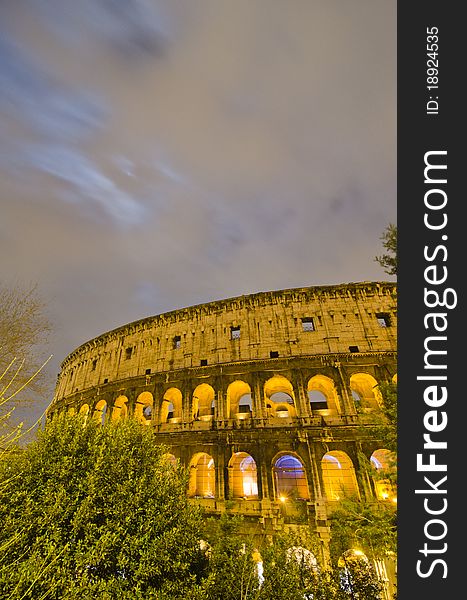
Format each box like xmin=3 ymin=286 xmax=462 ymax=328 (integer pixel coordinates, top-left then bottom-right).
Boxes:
xmin=50 ymin=281 xmax=397 ymax=590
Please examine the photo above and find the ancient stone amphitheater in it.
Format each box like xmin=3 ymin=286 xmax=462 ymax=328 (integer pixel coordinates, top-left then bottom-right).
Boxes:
xmin=50 ymin=281 xmax=397 ymax=569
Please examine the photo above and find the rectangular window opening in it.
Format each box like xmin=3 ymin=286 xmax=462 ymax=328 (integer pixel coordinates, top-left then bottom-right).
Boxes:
xmin=145 ymin=368 xmax=151 ymax=375
xmin=91 ymin=359 xmax=98 ymax=371
xmin=125 ymin=347 xmax=133 ymax=360
xmin=349 ymin=346 xmax=359 ymax=353
xmin=200 ymin=359 xmax=208 ymax=366
xmin=376 ymin=312 xmax=391 ymax=327
xmin=270 ymin=351 xmax=279 ymax=358
xmin=230 ymin=325 xmax=241 ymax=340
xmin=301 ymin=317 xmax=315 ymax=332
xmin=173 ymin=335 xmax=181 ymax=349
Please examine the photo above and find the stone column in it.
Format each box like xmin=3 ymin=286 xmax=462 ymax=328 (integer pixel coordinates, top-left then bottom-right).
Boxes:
xmin=291 ymin=370 xmax=311 ymax=417
xmin=251 ymin=372 xmax=266 ymax=419
xmin=333 ymin=362 xmax=356 ymax=416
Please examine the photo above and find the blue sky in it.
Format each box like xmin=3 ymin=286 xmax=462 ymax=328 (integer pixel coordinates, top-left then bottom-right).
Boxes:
xmin=0 ymin=1 xmax=396 ymax=427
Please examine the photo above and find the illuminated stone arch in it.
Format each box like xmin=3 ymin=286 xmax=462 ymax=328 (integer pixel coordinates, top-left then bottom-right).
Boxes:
xmin=92 ymin=399 xmax=107 ymax=425
xmin=67 ymin=406 xmax=76 ymax=416
xmin=264 ymin=375 xmax=297 ymax=417
xmin=273 ymin=453 xmax=310 ymax=500
xmin=228 ymin=452 xmax=258 ymax=499
xmin=79 ymin=403 xmax=90 ymax=417
xmin=188 ymin=452 xmax=215 ymax=498
xmin=350 ymin=373 xmax=382 ymax=412
xmin=286 ymin=546 xmax=319 ymax=572
xmin=134 ymin=391 xmax=153 ymax=425
xmin=307 ymin=374 xmax=341 ymax=415
xmin=321 ymin=451 xmax=360 ymax=501
xmin=192 ymin=383 xmax=215 ymax=421
xmin=226 ymin=380 xmax=252 ymax=418
xmin=160 ymin=387 xmax=182 ymax=423
xmin=111 ymin=395 xmax=129 ymax=422
xmin=371 ymin=449 xmax=397 ymax=502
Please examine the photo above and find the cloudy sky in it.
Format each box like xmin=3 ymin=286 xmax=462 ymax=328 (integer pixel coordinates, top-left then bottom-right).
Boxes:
xmin=0 ymin=0 xmax=396 ymax=427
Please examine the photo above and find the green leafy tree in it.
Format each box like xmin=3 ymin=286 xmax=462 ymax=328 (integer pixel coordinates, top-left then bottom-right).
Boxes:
xmin=328 ymin=497 xmax=397 ymax=562
xmin=0 ymin=415 xmax=205 ymax=599
xmin=375 ymin=223 xmax=397 ymax=276
xmin=197 ymin=516 xmax=384 ymax=600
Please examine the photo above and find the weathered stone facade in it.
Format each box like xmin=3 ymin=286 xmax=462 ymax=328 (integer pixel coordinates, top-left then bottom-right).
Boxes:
xmin=51 ymin=281 xmax=397 ymax=572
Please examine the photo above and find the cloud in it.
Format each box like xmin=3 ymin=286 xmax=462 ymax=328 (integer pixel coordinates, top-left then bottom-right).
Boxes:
xmin=0 ymin=1 xmax=396 ymax=428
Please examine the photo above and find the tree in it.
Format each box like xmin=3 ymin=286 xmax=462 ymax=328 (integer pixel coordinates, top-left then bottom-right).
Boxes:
xmin=0 ymin=415 xmax=205 ymax=599
xmin=197 ymin=515 xmax=384 ymax=600
xmin=328 ymin=497 xmax=397 ymax=562
xmin=375 ymin=223 xmax=397 ymax=276
xmin=1 ymin=283 xmax=52 ymax=452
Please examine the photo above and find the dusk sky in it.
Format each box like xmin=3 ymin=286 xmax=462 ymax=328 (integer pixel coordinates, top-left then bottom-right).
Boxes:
xmin=1 ymin=1 xmax=396 ymax=428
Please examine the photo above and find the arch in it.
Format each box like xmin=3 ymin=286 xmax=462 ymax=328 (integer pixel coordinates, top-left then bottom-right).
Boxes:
xmin=160 ymin=387 xmax=182 ymax=423
xmin=188 ymin=452 xmax=215 ymax=498
xmin=307 ymin=374 xmax=341 ymax=415
xmin=134 ymin=391 xmax=153 ymax=425
xmin=264 ymin=375 xmax=297 ymax=417
xmin=79 ymin=403 xmax=90 ymax=416
xmin=371 ymin=449 xmax=397 ymax=501
xmin=67 ymin=406 xmax=76 ymax=416
xmin=228 ymin=452 xmax=258 ymax=498
xmin=226 ymin=380 xmax=252 ymax=418
xmin=111 ymin=395 xmax=129 ymax=422
xmin=350 ymin=373 xmax=382 ymax=412
xmin=273 ymin=453 xmax=310 ymax=500
xmin=92 ymin=399 xmax=107 ymax=425
xmin=286 ymin=547 xmax=318 ymax=572
xmin=192 ymin=383 xmax=216 ymax=421
xmin=321 ymin=451 xmax=360 ymax=501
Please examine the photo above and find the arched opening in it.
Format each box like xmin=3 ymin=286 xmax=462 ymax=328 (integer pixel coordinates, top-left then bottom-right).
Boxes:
xmin=226 ymin=380 xmax=252 ymax=419
xmin=273 ymin=454 xmax=310 ymax=500
xmin=338 ymin=549 xmax=370 ymax=593
xmin=321 ymin=451 xmax=360 ymax=501
xmin=264 ymin=375 xmax=296 ymax=417
xmin=192 ymin=384 xmax=216 ymax=421
xmin=67 ymin=406 xmax=76 ymax=416
xmin=93 ymin=400 xmax=107 ymax=425
xmin=371 ymin=449 xmax=397 ymax=502
xmin=111 ymin=395 xmax=128 ymax=422
xmin=160 ymin=388 xmax=182 ymax=423
xmin=79 ymin=403 xmax=90 ymax=416
xmin=134 ymin=392 xmax=153 ymax=425
xmin=350 ymin=373 xmax=382 ymax=412
xmin=286 ymin=547 xmax=318 ymax=572
xmin=188 ymin=453 xmax=215 ymax=498
xmin=307 ymin=375 xmax=341 ymax=415
xmin=228 ymin=452 xmax=258 ymax=498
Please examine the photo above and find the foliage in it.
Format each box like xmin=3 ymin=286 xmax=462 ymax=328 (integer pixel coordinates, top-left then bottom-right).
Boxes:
xmin=375 ymin=223 xmax=397 ymax=276
xmin=328 ymin=496 xmax=396 ymax=562
xmin=197 ymin=516 xmax=385 ymax=600
xmin=0 ymin=415 xmax=205 ymax=599
xmin=374 ymin=381 xmax=397 ymax=454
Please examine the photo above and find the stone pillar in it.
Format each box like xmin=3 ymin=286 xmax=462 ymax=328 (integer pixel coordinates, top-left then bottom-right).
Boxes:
xmin=333 ymin=362 xmax=356 ymax=416
xmin=216 ymin=449 xmax=225 ymax=500
xmin=291 ymin=370 xmax=311 ymax=417
xmin=251 ymin=373 xmax=266 ymax=419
